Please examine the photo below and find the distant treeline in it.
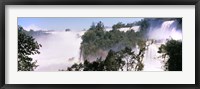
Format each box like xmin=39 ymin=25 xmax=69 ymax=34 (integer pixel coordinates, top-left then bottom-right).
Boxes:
xmin=18 ymin=25 xmax=49 ymax=37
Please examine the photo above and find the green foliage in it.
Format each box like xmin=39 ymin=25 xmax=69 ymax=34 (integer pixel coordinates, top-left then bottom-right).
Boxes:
xmin=112 ymin=22 xmax=137 ymax=30
xmin=67 ymin=47 xmax=145 ymax=71
xmin=158 ymin=39 xmax=182 ymax=71
xmin=96 ymin=21 xmax=105 ymax=30
xmin=81 ymin=21 xmax=145 ymax=60
xmin=83 ymin=58 xmax=105 ymax=71
xmin=67 ymin=58 xmax=105 ymax=71
xmin=112 ymin=22 xmax=126 ymax=30
xmin=104 ymin=50 xmax=123 ymax=71
xmin=71 ymin=18 xmax=184 ymax=71
xmin=67 ymin=63 xmax=84 ymax=71
xmin=136 ymin=19 xmax=149 ymax=38
xmin=18 ymin=26 xmax=42 ymax=71
xmin=88 ymin=21 xmax=105 ymax=31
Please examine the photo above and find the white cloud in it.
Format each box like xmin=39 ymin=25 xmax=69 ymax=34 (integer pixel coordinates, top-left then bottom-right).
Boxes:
xmin=24 ymin=24 xmax=48 ymax=31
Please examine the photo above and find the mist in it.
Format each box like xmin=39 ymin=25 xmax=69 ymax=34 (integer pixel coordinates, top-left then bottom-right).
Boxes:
xmin=142 ymin=19 xmax=182 ymax=71
xmin=30 ymin=31 xmax=84 ymax=71
xmin=147 ymin=19 xmax=182 ymax=40
xmin=29 ymin=19 xmax=182 ymax=71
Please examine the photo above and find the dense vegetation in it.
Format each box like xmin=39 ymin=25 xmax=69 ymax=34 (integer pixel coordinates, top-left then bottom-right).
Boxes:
xmin=81 ymin=20 xmax=148 ymax=60
xmin=66 ymin=47 xmax=145 ymax=71
xmin=18 ymin=18 xmax=182 ymax=71
xmin=68 ymin=18 xmax=182 ymax=71
xmin=67 ymin=19 xmax=151 ymax=71
xmin=18 ymin=26 xmax=42 ymax=71
xmin=158 ymin=39 xmax=182 ymax=71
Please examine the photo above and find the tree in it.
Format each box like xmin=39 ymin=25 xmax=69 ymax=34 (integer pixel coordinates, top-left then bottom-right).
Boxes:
xmin=18 ymin=26 xmax=42 ymax=71
xmin=67 ymin=63 xmax=84 ymax=71
xmin=112 ymin=22 xmax=126 ymax=30
xmin=67 ymin=47 xmax=145 ymax=71
xmin=89 ymin=22 xmax=96 ymax=30
xmin=158 ymin=39 xmax=182 ymax=71
xmin=96 ymin=21 xmax=105 ymax=30
xmin=104 ymin=50 xmax=121 ymax=71
xmin=81 ymin=21 xmax=143 ymax=61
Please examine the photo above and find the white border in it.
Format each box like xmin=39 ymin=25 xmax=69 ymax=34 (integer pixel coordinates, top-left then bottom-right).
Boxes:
xmin=5 ymin=5 xmax=195 ymax=84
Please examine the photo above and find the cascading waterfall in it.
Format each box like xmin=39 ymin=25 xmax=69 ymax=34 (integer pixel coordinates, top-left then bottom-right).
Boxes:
xmin=142 ymin=41 xmax=165 ymax=71
xmin=148 ymin=20 xmax=181 ymax=40
xmin=142 ymin=20 xmax=182 ymax=71
xmin=29 ymin=19 xmax=181 ymax=71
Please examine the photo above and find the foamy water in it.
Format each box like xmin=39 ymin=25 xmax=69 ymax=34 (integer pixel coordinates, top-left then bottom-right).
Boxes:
xmin=30 ymin=20 xmax=181 ymax=71
xmin=142 ymin=20 xmax=182 ymax=71
xmin=143 ymin=43 xmax=165 ymax=71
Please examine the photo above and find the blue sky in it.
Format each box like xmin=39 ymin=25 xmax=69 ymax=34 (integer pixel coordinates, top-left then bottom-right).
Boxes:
xmin=18 ymin=17 xmax=143 ymax=31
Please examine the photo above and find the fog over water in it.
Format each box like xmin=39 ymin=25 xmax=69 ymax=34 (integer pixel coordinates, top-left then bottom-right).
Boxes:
xmin=31 ymin=31 xmax=84 ymax=71
xmin=29 ymin=20 xmax=182 ymax=71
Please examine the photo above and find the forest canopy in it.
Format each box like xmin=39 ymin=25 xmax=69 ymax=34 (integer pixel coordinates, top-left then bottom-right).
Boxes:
xmin=81 ymin=20 xmax=148 ymax=61
xmin=68 ymin=18 xmax=182 ymax=71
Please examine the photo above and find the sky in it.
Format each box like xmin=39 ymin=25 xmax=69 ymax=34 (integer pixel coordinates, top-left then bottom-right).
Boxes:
xmin=18 ymin=17 xmax=143 ymax=31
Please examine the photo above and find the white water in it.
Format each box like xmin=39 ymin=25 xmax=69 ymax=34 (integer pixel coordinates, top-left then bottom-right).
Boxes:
xmin=142 ymin=42 xmax=165 ymax=71
xmin=118 ymin=26 xmax=140 ymax=32
xmin=105 ymin=26 xmax=140 ymax=32
xmin=148 ymin=21 xmax=182 ymax=40
xmin=142 ymin=20 xmax=182 ymax=71
xmin=31 ymin=31 xmax=84 ymax=71
xmin=30 ymin=20 xmax=181 ymax=71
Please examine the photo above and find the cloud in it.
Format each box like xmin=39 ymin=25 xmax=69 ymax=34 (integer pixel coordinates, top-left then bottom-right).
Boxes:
xmin=24 ymin=24 xmax=48 ymax=31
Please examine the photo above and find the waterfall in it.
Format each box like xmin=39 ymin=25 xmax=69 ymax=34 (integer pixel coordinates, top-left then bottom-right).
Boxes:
xmin=142 ymin=20 xmax=182 ymax=71
xmin=148 ymin=20 xmax=182 ymax=41
xmin=28 ymin=19 xmax=181 ymax=71
xmin=143 ymin=41 xmax=165 ymax=71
